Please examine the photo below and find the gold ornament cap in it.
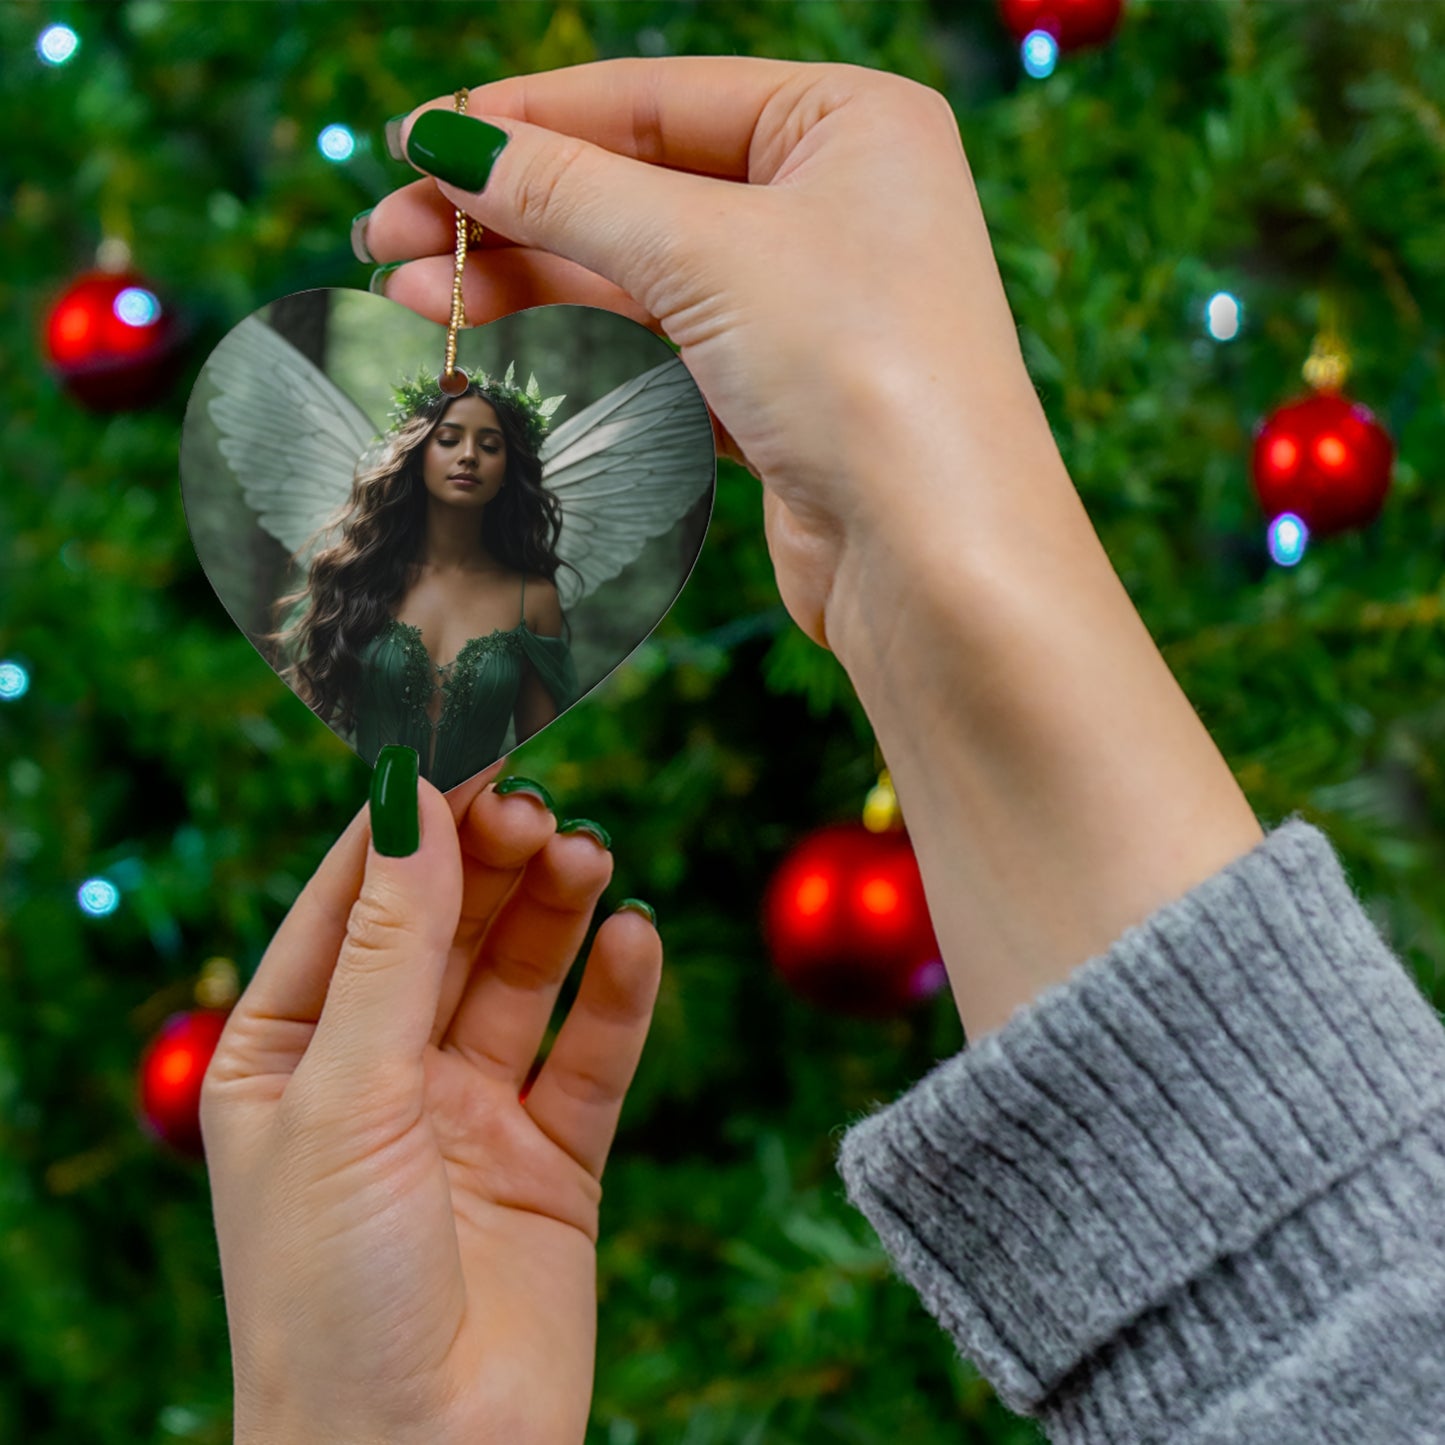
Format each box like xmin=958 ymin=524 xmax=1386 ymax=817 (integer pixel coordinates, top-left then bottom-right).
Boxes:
xmin=863 ymin=767 xmax=902 ymax=832
xmin=1302 ymin=294 xmax=1351 ymax=393
xmin=195 ymin=956 xmax=240 ymax=1011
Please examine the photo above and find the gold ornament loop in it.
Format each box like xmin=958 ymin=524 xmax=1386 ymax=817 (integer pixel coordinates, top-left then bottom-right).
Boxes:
xmin=442 ymin=88 xmax=483 ymax=391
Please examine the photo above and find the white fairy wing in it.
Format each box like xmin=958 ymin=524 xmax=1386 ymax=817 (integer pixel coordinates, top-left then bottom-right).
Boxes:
xmin=205 ymin=315 xmax=376 ymax=567
xmin=540 ymin=359 xmax=715 ymax=610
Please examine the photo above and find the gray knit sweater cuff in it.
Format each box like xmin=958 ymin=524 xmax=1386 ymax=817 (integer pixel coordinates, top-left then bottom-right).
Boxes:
xmin=835 ymin=816 xmax=1445 ymax=1434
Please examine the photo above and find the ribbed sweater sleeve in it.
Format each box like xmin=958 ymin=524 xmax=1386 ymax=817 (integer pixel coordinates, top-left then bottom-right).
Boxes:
xmin=835 ymin=816 xmax=1445 ymax=1443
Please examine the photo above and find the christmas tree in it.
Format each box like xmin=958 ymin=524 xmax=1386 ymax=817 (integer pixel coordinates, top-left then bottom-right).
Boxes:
xmin=2 ymin=3 xmax=1442 ymax=1441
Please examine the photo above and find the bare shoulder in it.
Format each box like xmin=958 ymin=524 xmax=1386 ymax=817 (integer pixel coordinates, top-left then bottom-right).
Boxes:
xmin=523 ymin=573 xmax=563 ymax=635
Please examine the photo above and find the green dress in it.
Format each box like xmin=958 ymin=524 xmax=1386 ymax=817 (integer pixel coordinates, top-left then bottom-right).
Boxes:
xmin=350 ymin=575 xmax=579 ymax=792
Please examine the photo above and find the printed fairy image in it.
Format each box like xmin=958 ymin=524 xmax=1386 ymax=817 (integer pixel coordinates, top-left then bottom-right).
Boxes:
xmin=181 ymin=294 xmax=716 ymax=789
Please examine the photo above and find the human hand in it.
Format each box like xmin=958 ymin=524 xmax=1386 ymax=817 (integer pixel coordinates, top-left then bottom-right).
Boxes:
xmin=358 ymin=58 xmax=1267 ymax=1057
xmin=360 ymin=57 xmax=1069 ymax=662
xmin=201 ymin=753 xmax=662 ymax=1445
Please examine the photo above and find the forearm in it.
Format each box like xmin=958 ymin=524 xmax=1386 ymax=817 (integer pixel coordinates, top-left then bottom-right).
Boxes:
xmin=827 ymin=402 xmax=1263 ymax=1042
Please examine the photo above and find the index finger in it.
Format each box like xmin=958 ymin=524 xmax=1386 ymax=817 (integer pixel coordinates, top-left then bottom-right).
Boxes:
xmin=223 ymin=766 xmax=503 ymax=1034
xmin=402 ymin=55 xmax=819 ymax=183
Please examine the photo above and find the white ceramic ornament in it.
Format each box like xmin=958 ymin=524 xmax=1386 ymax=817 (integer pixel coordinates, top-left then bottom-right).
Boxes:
xmin=179 ymin=290 xmax=716 ymax=791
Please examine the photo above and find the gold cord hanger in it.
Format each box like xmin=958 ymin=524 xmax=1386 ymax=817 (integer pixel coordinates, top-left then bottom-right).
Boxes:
xmin=439 ymin=88 xmax=484 ymax=395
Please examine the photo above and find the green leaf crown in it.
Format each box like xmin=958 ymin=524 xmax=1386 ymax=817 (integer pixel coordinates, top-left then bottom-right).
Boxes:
xmin=387 ymin=361 xmax=566 ymax=451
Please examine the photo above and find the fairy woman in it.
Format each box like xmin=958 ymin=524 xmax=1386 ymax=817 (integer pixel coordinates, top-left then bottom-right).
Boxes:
xmin=269 ymin=370 xmax=581 ymax=789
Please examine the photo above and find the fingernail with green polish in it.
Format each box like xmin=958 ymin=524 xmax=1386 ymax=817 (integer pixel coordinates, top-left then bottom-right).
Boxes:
xmin=494 ymin=775 xmax=556 ymax=813
xmin=405 ymin=110 xmax=509 ymax=192
xmin=617 ymin=898 xmax=657 ymax=926
xmin=369 ymin=261 xmax=403 ymax=296
xmin=384 ymin=113 xmax=409 ymax=162
xmin=350 ymin=208 xmax=375 ymax=264
xmin=559 ymin=818 xmax=612 ymax=851
xmin=371 ymin=745 xmax=419 ymax=858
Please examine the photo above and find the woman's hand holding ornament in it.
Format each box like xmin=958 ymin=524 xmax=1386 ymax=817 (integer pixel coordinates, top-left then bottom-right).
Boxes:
xmin=203 ymin=752 xmax=660 ymax=1445
xmin=363 ymin=55 xmax=1068 ymax=659
xmin=367 ymin=56 xmax=1261 ymax=1043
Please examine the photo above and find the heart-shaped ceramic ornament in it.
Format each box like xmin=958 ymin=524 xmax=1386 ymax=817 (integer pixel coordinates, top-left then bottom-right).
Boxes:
xmin=180 ymin=290 xmax=716 ymax=792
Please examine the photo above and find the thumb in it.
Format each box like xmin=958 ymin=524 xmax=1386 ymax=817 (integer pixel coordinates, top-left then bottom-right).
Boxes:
xmin=399 ymin=106 xmax=743 ymax=319
xmin=304 ymin=746 xmax=463 ymax=1092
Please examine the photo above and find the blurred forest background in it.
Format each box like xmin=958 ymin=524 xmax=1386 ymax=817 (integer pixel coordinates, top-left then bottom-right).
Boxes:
xmin=2 ymin=2 xmax=1443 ymax=1443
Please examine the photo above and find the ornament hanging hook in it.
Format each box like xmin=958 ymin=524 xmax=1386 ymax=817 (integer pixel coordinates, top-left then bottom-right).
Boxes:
xmin=439 ymin=88 xmax=481 ymax=396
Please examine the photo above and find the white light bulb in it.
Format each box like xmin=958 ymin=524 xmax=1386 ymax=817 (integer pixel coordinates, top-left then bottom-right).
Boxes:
xmin=318 ymin=124 xmax=356 ymax=162
xmin=78 ymin=878 xmax=121 ymax=917
xmin=38 ymin=24 xmax=79 ymax=65
xmin=1022 ymin=31 xmax=1059 ymax=79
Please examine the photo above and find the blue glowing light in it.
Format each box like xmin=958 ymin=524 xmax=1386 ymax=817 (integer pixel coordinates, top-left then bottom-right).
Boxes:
xmin=1205 ymin=291 xmax=1243 ymax=341
xmin=318 ymin=124 xmax=356 ymax=162
xmin=38 ymin=24 xmax=79 ymax=65
xmin=1267 ymin=512 xmax=1309 ymax=568
xmin=114 ymin=287 xmax=161 ymax=328
xmin=1022 ymin=30 xmax=1059 ymax=79
xmin=78 ymin=878 xmax=121 ymax=917
xmin=0 ymin=661 xmax=29 ymax=700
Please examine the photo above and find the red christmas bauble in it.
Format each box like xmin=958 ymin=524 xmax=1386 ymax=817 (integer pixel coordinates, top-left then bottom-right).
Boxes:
xmin=44 ymin=269 xmax=185 ymax=410
xmin=998 ymin=0 xmax=1125 ymax=50
xmin=1251 ymin=391 xmax=1394 ymax=538
xmin=137 ymin=1009 xmax=230 ymax=1158
xmin=762 ymin=822 xmax=945 ymax=1018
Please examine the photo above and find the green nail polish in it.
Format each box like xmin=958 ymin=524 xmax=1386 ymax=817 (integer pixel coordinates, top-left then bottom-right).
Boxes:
xmin=559 ymin=818 xmax=612 ymax=851
xmin=369 ymin=261 xmax=403 ymax=296
xmin=617 ymin=898 xmax=656 ymax=926
xmin=350 ymin=208 xmax=375 ymax=264
xmin=405 ymin=110 xmax=509 ymax=192
xmin=384 ymin=113 xmax=408 ymax=162
xmin=494 ymin=775 xmax=556 ymax=812
xmin=371 ymin=745 xmax=419 ymax=857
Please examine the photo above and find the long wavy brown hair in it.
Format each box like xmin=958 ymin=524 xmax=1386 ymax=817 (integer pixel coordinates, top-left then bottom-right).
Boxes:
xmin=261 ymin=382 xmax=578 ymax=735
